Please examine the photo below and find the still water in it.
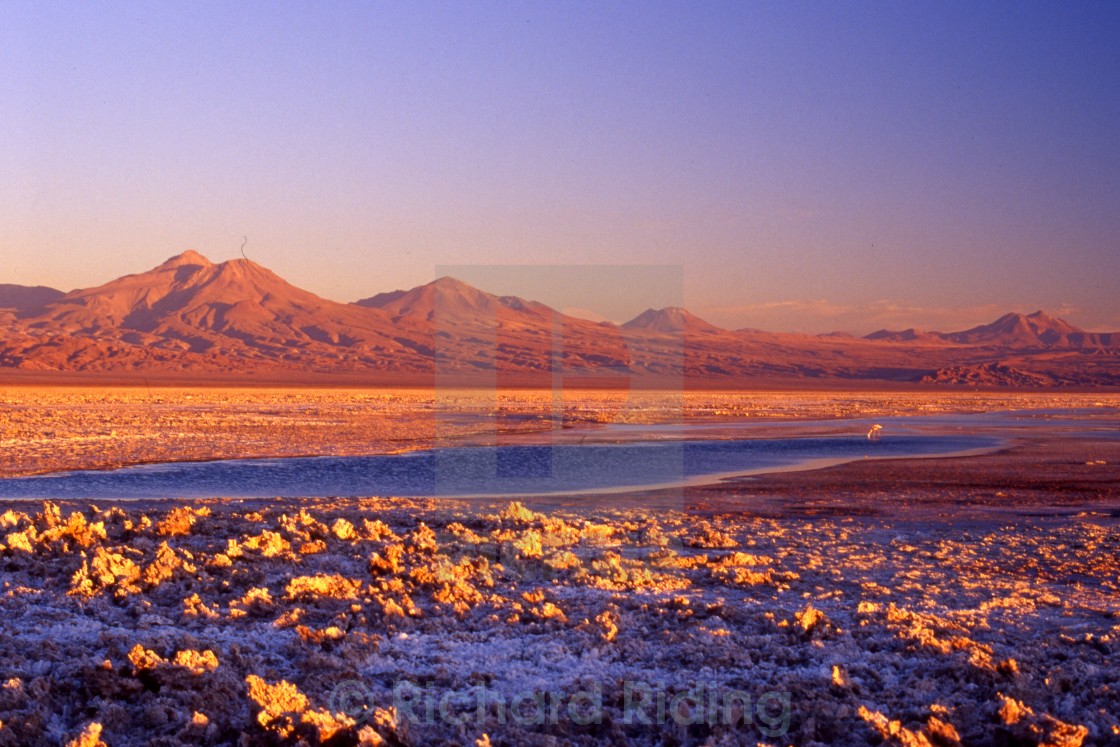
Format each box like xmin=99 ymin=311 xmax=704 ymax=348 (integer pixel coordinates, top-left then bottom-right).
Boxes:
xmin=0 ymin=434 xmax=999 ymax=500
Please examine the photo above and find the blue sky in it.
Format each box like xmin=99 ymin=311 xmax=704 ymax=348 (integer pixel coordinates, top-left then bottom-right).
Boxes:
xmin=3 ymin=1 xmax=1118 ymax=332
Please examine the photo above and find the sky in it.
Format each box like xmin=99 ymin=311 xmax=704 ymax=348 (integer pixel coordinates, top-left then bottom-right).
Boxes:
xmin=2 ymin=1 xmax=1118 ymax=333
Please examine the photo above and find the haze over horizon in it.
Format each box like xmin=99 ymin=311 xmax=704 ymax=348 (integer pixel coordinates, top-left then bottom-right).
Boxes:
xmin=4 ymin=2 xmax=1119 ymax=334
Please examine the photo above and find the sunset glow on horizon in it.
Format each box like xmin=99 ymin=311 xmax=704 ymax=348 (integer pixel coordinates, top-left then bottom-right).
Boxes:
xmin=3 ymin=1 xmax=1118 ymax=334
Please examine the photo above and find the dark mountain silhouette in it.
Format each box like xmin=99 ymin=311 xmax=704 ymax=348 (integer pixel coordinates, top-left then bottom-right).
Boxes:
xmin=0 ymin=284 xmax=65 ymax=314
xmin=864 ymin=328 xmax=947 ymax=344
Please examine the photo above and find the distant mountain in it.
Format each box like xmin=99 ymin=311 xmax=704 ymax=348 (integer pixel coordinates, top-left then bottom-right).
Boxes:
xmin=2 ymin=253 xmax=1118 ymax=387
xmin=622 ymin=307 xmax=726 ymax=336
xmin=867 ymin=311 xmax=1118 ymax=349
xmin=356 ymin=276 xmax=555 ymax=326
xmin=1 ymin=252 xmax=426 ymax=373
xmin=864 ymin=328 xmax=946 ymax=344
xmin=0 ymin=284 xmax=65 ymax=313
xmin=359 ymin=276 xmax=631 ymax=377
xmin=943 ymin=311 xmax=1114 ymax=348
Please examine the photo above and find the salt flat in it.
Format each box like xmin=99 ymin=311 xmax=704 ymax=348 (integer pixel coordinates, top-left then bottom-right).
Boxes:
xmin=2 ymin=386 xmax=1115 ymax=477
xmin=0 ymin=389 xmax=1117 ymax=745
xmin=0 ymin=489 xmax=1116 ymax=746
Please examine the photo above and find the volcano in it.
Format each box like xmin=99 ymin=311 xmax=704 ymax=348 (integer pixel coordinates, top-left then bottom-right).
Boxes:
xmin=2 ymin=253 xmax=1118 ymax=386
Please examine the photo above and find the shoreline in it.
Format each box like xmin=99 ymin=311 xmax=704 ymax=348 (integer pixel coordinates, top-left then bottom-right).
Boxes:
xmin=0 ymin=433 xmax=1008 ymax=502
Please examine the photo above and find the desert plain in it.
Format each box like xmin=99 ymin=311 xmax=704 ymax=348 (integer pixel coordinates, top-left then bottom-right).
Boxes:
xmin=0 ymin=387 xmax=1117 ymax=746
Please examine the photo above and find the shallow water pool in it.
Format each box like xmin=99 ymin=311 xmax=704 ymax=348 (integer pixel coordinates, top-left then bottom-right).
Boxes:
xmin=0 ymin=434 xmax=1000 ymax=500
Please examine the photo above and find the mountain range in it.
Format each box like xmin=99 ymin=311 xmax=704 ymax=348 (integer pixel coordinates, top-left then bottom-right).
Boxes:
xmin=2 ymin=252 xmax=1118 ymax=387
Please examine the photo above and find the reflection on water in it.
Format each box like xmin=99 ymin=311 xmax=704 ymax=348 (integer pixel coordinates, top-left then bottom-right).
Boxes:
xmin=0 ymin=435 xmax=999 ymax=500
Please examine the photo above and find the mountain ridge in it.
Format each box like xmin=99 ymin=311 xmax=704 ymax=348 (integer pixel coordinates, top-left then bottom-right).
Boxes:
xmin=3 ymin=252 xmax=1118 ymax=386
xmin=867 ymin=310 xmax=1117 ymax=349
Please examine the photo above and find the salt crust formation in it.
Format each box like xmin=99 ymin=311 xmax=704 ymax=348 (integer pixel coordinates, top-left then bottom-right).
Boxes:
xmin=0 ymin=497 xmax=1115 ymax=745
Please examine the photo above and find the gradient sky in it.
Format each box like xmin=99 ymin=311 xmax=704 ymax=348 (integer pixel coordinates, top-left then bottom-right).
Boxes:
xmin=3 ymin=1 xmax=1118 ymax=333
